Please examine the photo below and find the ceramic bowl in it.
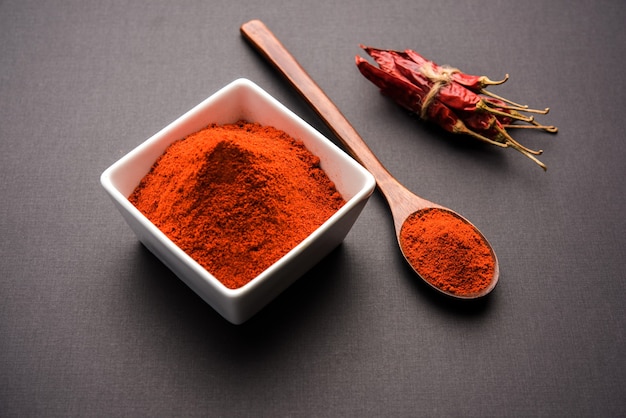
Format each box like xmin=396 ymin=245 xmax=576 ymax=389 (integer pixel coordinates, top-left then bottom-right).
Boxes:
xmin=100 ymin=79 xmax=375 ymax=324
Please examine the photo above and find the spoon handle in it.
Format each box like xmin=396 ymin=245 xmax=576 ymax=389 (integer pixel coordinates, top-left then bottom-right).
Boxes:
xmin=240 ymin=19 xmax=411 ymax=205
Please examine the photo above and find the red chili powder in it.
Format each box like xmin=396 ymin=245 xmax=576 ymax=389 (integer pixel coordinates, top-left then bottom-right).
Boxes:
xmin=129 ymin=121 xmax=345 ymax=289
xmin=399 ymin=208 xmax=495 ymax=296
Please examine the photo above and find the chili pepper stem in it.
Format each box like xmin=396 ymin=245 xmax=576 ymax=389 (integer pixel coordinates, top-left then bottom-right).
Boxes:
xmin=479 ymin=89 xmax=529 ymax=109
xmin=504 ymin=123 xmax=559 ymax=133
xmin=507 ymin=141 xmax=547 ymax=171
xmin=462 ymin=122 xmax=547 ymax=170
xmin=478 ymin=101 xmax=535 ymax=123
xmin=496 ymin=124 xmax=543 ymax=155
xmin=454 ymin=121 xmax=508 ymax=148
xmin=480 ymin=74 xmax=509 ymax=86
xmin=530 ymin=119 xmax=558 ymax=133
xmin=518 ymin=106 xmax=550 ymax=115
xmin=485 ymin=100 xmax=550 ymax=115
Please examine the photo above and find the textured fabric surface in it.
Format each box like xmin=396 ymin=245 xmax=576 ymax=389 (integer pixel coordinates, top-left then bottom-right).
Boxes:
xmin=1 ymin=0 xmax=625 ymax=416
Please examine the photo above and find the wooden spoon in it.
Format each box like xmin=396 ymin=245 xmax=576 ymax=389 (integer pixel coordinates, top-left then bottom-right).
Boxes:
xmin=241 ymin=19 xmax=499 ymax=298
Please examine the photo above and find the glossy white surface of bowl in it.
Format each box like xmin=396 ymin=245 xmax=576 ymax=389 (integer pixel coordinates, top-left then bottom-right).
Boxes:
xmin=100 ymin=78 xmax=375 ymax=324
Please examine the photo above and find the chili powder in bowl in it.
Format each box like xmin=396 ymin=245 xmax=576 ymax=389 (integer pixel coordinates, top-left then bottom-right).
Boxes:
xmin=100 ymin=79 xmax=376 ymax=324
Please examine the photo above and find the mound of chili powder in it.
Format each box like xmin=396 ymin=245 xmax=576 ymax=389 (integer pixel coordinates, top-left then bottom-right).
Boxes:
xmin=129 ymin=121 xmax=345 ymax=289
xmin=399 ymin=208 xmax=495 ymax=296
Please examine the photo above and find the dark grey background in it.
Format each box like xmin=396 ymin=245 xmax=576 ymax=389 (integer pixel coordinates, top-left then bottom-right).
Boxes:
xmin=2 ymin=0 xmax=625 ymax=416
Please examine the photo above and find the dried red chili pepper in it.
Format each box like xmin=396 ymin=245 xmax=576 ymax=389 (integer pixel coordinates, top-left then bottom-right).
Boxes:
xmin=357 ymin=46 xmax=558 ymax=170
xmin=360 ymin=49 xmax=547 ymax=164
xmin=364 ymin=46 xmax=512 ymax=101
xmin=361 ymin=46 xmax=410 ymax=80
xmin=356 ymin=56 xmax=506 ymax=148
xmin=403 ymin=49 xmax=509 ymax=93
xmin=373 ymin=50 xmax=542 ymax=125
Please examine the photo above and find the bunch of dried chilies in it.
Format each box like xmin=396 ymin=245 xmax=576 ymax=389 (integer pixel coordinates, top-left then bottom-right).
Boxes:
xmin=356 ymin=46 xmax=557 ymax=170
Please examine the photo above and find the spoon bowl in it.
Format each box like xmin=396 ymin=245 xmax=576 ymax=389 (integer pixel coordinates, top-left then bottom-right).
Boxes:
xmin=241 ymin=19 xmax=499 ymax=298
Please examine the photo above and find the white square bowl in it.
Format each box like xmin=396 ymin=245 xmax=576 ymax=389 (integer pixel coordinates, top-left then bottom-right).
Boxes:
xmin=100 ymin=78 xmax=376 ymax=324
